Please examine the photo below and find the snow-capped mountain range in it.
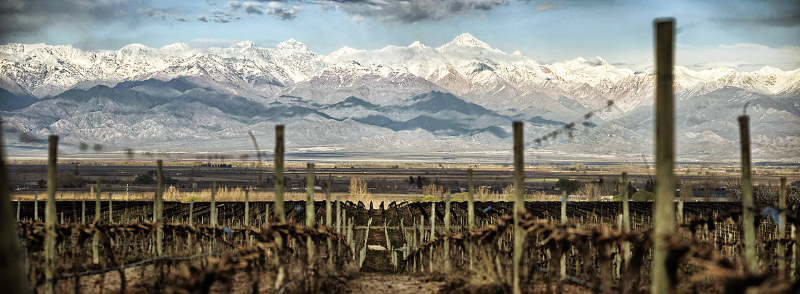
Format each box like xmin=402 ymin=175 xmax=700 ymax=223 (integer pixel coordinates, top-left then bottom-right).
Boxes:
xmin=1 ymin=34 xmax=798 ymax=161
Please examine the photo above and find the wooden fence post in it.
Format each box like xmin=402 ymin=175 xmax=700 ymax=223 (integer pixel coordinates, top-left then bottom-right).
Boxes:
xmin=512 ymin=121 xmax=525 ymax=294
xmin=188 ymin=201 xmax=194 ymax=247
xmin=211 ymin=181 xmax=216 ymax=226
xmin=93 ymin=181 xmax=101 ymax=264
xmin=779 ymin=177 xmax=787 ymax=278
xmin=561 ymin=189 xmax=567 ymax=279
xmin=326 ymin=174 xmax=332 ymax=226
xmin=336 ymin=195 xmax=342 ymax=233
xmin=45 ymin=135 xmax=58 ymax=294
xmin=468 ymin=168 xmax=475 ymax=271
xmin=245 ymin=188 xmax=250 ymax=226
xmin=652 ymin=18 xmax=676 ymax=294
xmin=622 ymin=172 xmax=631 ymax=264
xmin=156 ymin=160 xmax=164 ymax=257
xmin=34 ymin=192 xmax=38 ymax=221
xmin=81 ymin=201 xmax=85 ymax=224
xmin=306 ymin=163 xmax=316 ymax=286
xmin=739 ymin=115 xmax=757 ymax=275
xmin=275 ymin=125 xmax=286 ymax=222
xmin=444 ymin=189 xmax=451 ymax=271
xmin=108 ymin=192 xmax=114 ymax=223
xmin=0 ymin=123 xmax=29 ymax=293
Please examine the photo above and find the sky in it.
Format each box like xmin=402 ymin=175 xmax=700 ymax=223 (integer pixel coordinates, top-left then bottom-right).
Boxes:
xmin=1 ymin=0 xmax=799 ymax=71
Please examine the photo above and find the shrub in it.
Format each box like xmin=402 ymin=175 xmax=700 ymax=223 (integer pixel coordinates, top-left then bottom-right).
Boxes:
xmin=632 ymin=190 xmax=655 ymax=201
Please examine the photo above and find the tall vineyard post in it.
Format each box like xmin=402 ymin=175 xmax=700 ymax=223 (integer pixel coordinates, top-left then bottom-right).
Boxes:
xmin=93 ymin=181 xmax=100 ymax=264
xmin=468 ymin=168 xmax=475 ymax=271
xmin=306 ymin=163 xmax=316 ymax=287
xmin=275 ymin=125 xmax=286 ymax=222
xmin=512 ymin=121 xmax=525 ymax=294
xmin=45 ymin=135 xmax=57 ymax=294
xmin=444 ymin=188 xmax=451 ymax=272
xmin=779 ymin=177 xmax=787 ymax=278
xmin=157 ymin=160 xmax=164 ymax=256
xmin=0 ymin=122 xmax=28 ymax=294
xmin=738 ymin=115 xmax=757 ymax=276
xmin=273 ymin=124 xmax=286 ymax=290
xmin=622 ymin=172 xmax=631 ymax=263
xmin=652 ymin=18 xmax=676 ymax=294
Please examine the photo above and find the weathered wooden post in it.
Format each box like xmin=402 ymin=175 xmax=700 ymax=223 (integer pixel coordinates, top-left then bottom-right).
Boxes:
xmin=622 ymin=172 xmax=631 ymax=265
xmin=81 ymin=201 xmax=85 ymax=224
xmin=444 ymin=189 xmax=452 ymax=271
xmin=738 ymin=115 xmax=757 ymax=275
xmin=306 ymin=163 xmax=316 ymax=283
xmin=779 ymin=177 xmax=787 ymax=277
xmin=156 ymin=160 xmax=164 ymax=256
xmin=326 ymin=174 xmax=332 ymax=226
xmin=188 ymin=201 xmax=194 ymax=247
xmin=275 ymin=125 xmax=286 ymax=222
xmin=560 ymin=190 xmax=567 ymax=279
xmin=93 ymin=180 xmax=101 ymax=264
xmin=108 ymin=192 xmax=114 ymax=223
xmin=245 ymin=188 xmax=250 ymax=226
xmin=430 ymin=202 xmax=436 ymax=240
xmin=0 ymin=124 xmax=29 ymax=293
xmin=34 ymin=192 xmax=38 ymax=221
xmin=652 ymin=18 xmax=676 ymax=294
xmin=45 ymin=136 xmax=58 ymax=294
xmin=336 ymin=195 xmax=342 ymax=233
xmin=468 ymin=168 xmax=475 ymax=270
xmin=512 ymin=121 xmax=525 ymax=294
xmin=210 ymin=181 xmax=216 ymax=226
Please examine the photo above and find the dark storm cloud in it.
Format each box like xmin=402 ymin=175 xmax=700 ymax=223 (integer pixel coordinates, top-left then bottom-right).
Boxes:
xmin=0 ymin=0 xmax=141 ymax=43
xmin=227 ymin=1 xmax=242 ymax=10
xmin=320 ymin=0 xmax=520 ymax=23
xmin=712 ymin=0 xmax=800 ymax=27
xmin=243 ymin=2 xmax=264 ymax=14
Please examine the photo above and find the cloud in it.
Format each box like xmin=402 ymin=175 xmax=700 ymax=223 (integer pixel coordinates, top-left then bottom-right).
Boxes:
xmin=711 ymin=0 xmax=800 ymax=27
xmin=321 ymin=0 xmax=519 ymax=23
xmin=264 ymin=2 xmax=300 ymax=20
xmin=678 ymin=43 xmax=800 ymax=71
xmin=243 ymin=2 xmax=264 ymax=14
xmin=136 ymin=7 xmax=191 ymax=22
xmin=197 ymin=15 xmax=209 ymax=22
xmin=0 ymin=0 xmax=139 ymax=44
xmin=227 ymin=1 xmax=242 ymax=10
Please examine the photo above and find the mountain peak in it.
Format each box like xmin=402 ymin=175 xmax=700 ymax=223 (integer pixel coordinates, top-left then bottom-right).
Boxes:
xmin=232 ymin=41 xmax=257 ymax=49
xmin=448 ymin=33 xmax=491 ymax=49
xmin=408 ymin=40 xmax=427 ymax=49
xmin=276 ymin=39 xmax=308 ymax=51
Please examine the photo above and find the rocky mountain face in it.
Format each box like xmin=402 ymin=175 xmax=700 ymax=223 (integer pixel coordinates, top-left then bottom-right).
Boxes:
xmin=1 ymin=34 xmax=798 ymax=161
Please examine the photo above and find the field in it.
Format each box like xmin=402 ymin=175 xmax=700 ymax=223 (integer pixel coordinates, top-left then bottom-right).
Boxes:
xmin=9 ymin=178 xmax=799 ymax=293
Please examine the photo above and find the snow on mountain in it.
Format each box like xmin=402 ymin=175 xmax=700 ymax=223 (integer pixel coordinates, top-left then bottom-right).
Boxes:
xmin=1 ymin=34 xmax=798 ymax=160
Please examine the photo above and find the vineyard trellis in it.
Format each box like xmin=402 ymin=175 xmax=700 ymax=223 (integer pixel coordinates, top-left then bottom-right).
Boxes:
xmin=0 ymin=17 xmax=798 ymax=294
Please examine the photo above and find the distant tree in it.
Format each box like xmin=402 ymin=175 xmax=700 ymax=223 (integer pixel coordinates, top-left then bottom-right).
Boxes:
xmin=416 ymin=176 xmax=424 ymax=189
xmin=79 ymin=142 xmax=89 ymax=151
xmin=37 ymin=179 xmax=46 ymax=189
xmin=632 ymin=190 xmax=655 ymax=201
xmin=408 ymin=176 xmax=415 ymax=187
xmin=134 ymin=173 xmax=155 ymax=185
xmin=349 ymin=177 xmax=369 ymax=202
xmin=645 ymin=179 xmax=656 ymax=192
xmin=93 ymin=144 xmax=103 ymax=152
xmin=555 ymin=178 xmax=579 ymax=194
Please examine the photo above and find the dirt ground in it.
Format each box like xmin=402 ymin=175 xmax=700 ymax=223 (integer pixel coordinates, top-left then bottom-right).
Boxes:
xmin=348 ymin=273 xmax=444 ymax=293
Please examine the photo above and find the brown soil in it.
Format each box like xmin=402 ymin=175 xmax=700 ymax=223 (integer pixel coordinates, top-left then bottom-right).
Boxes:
xmin=347 ymin=273 xmax=444 ymax=294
